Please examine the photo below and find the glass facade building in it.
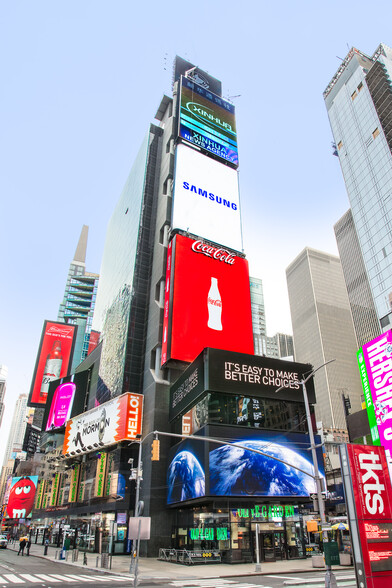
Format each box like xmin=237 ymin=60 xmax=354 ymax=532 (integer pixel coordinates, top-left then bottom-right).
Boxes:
xmin=325 ymin=44 xmax=392 ymax=330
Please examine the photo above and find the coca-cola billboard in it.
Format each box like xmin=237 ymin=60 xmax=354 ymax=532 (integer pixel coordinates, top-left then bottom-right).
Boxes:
xmin=28 ymin=320 xmax=77 ymax=407
xmin=343 ymin=444 xmax=392 ymax=586
xmin=161 ymin=234 xmax=254 ymax=366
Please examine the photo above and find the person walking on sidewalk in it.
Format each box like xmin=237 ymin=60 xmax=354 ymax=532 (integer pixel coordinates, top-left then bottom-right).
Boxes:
xmin=26 ymin=539 xmax=31 ymax=556
xmin=18 ymin=538 xmax=26 ymax=556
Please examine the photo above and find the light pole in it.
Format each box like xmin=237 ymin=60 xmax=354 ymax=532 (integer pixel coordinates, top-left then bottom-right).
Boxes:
xmin=276 ymin=358 xmax=336 ymax=588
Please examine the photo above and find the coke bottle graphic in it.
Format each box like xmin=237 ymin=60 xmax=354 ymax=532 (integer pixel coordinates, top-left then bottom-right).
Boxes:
xmin=207 ymin=277 xmax=223 ymax=331
xmin=39 ymin=340 xmax=63 ymax=401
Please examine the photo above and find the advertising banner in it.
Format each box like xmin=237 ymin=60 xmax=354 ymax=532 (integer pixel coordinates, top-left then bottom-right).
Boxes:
xmin=94 ymin=453 xmax=108 ymax=498
xmin=43 ymin=371 xmax=89 ymax=432
xmin=28 ymin=321 xmax=77 ymax=407
xmin=172 ymin=145 xmax=242 ymax=252
xmin=161 ymin=235 xmax=253 ymax=367
xmin=357 ymin=331 xmax=392 ymax=450
xmin=169 ymin=348 xmax=314 ymax=421
xmin=179 ymin=77 xmax=238 ymax=166
xmin=5 ymin=476 xmax=38 ymax=519
xmin=344 ymin=444 xmax=392 ymax=587
xmin=63 ymin=392 xmax=143 ymax=454
xmin=167 ymin=426 xmax=324 ymax=505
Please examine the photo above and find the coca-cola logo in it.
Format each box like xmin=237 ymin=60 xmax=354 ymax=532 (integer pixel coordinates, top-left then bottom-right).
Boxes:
xmin=208 ymin=297 xmax=222 ymax=307
xmin=191 ymin=240 xmax=235 ymax=265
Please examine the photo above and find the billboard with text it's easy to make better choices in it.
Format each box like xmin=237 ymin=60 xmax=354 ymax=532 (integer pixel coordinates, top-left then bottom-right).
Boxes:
xmin=161 ymin=234 xmax=254 ymax=366
xmin=28 ymin=321 xmax=77 ymax=407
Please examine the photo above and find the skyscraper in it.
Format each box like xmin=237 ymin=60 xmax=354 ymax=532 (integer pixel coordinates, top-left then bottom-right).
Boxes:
xmin=334 ymin=209 xmax=381 ymax=347
xmin=0 ymin=365 xmax=7 ymax=428
xmin=2 ymin=394 xmax=27 ymax=466
xmin=286 ymin=247 xmax=362 ymax=428
xmin=58 ymin=225 xmax=99 ymax=369
xmin=324 ymin=44 xmax=392 ymax=331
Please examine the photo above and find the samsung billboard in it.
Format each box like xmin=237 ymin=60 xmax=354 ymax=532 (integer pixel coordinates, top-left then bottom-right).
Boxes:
xmin=172 ymin=145 xmax=242 ymax=252
xmin=161 ymin=236 xmax=254 ymax=367
xmin=167 ymin=426 xmax=325 ymax=505
xmin=179 ymin=76 xmax=237 ymax=166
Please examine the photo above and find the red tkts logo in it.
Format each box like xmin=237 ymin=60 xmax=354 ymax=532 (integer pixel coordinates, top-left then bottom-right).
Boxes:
xmin=161 ymin=234 xmax=254 ymax=365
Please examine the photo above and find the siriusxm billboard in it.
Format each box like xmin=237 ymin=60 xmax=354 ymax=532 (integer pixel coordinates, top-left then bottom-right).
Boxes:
xmin=172 ymin=145 xmax=242 ymax=252
xmin=167 ymin=426 xmax=325 ymax=505
xmin=179 ymin=76 xmax=237 ymax=166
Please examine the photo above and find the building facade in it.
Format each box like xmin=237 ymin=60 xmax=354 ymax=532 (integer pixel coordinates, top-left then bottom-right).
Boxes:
xmin=324 ymin=44 xmax=392 ymax=331
xmin=2 ymin=394 xmax=27 ymax=466
xmin=334 ymin=209 xmax=381 ymax=348
xmin=58 ymin=225 xmax=99 ymax=370
xmin=286 ymin=247 xmax=362 ymax=429
xmin=0 ymin=365 xmax=7 ymax=429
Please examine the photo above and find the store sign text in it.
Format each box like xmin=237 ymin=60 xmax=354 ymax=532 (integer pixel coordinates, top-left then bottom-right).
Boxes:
xmin=189 ymin=528 xmax=228 ymax=541
xmin=234 ymin=505 xmax=295 ymax=519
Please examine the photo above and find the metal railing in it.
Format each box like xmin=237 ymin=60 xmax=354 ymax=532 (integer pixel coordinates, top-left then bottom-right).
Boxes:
xmin=158 ymin=548 xmax=221 ymax=565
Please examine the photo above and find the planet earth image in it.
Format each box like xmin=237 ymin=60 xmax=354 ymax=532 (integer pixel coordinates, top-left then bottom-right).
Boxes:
xmin=209 ymin=440 xmax=324 ymax=497
xmin=167 ymin=450 xmax=205 ymax=504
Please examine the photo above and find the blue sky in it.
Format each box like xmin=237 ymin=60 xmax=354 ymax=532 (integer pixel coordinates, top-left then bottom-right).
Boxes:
xmin=1 ymin=0 xmax=392 ymax=458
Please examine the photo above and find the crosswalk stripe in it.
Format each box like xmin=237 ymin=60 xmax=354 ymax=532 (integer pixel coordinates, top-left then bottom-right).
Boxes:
xmin=19 ymin=575 xmax=41 ymax=583
xmin=63 ymin=575 xmax=96 ymax=583
xmin=3 ymin=576 xmax=24 ymax=584
xmin=49 ymin=574 xmax=76 ymax=583
xmin=35 ymin=574 xmax=61 ymax=582
xmin=91 ymin=576 xmax=125 ymax=582
xmin=0 ymin=577 xmax=9 ymax=584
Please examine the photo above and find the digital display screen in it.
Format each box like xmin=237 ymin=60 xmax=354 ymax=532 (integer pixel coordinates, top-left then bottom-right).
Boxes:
xmin=28 ymin=321 xmax=77 ymax=407
xmin=179 ymin=77 xmax=238 ymax=167
xmin=172 ymin=144 xmax=242 ymax=252
xmin=365 ymin=522 xmax=392 ymax=543
xmin=5 ymin=476 xmax=38 ymax=519
xmin=369 ymin=543 xmax=392 ymax=572
xmin=45 ymin=382 xmax=76 ymax=431
xmin=161 ymin=235 xmax=254 ymax=366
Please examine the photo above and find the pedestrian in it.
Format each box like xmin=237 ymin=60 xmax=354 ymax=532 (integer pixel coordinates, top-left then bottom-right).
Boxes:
xmin=18 ymin=538 xmax=26 ymax=556
xmin=26 ymin=539 xmax=31 ymax=556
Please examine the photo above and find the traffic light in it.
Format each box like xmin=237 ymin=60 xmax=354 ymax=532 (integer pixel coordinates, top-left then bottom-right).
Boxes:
xmin=151 ymin=439 xmax=160 ymax=461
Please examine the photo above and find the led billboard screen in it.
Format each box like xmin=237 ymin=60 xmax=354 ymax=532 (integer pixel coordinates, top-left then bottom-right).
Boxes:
xmin=357 ymin=331 xmax=392 ymax=452
xmin=167 ymin=426 xmax=324 ymax=505
xmin=172 ymin=145 xmax=242 ymax=252
xmin=179 ymin=76 xmax=238 ymax=166
xmin=161 ymin=235 xmax=254 ymax=366
xmin=174 ymin=57 xmax=222 ymax=96
xmin=28 ymin=321 xmax=77 ymax=407
xmin=42 ymin=371 xmax=89 ymax=432
xmin=5 ymin=476 xmax=38 ymax=519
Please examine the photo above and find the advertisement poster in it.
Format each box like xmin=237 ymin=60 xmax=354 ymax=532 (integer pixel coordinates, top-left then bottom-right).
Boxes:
xmin=28 ymin=321 xmax=77 ymax=407
xmin=45 ymin=381 xmax=76 ymax=431
xmin=179 ymin=76 xmax=238 ymax=167
xmin=161 ymin=235 xmax=254 ymax=366
xmin=63 ymin=392 xmax=143 ymax=454
xmin=167 ymin=427 xmax=324 ymax=505
xmin=5 ymin=476 xmax=38 ymax=519
xmin=172 ymin=145 xmax=242 ymax=252
xmin=344 ymin=444 xmax=392 ymax=587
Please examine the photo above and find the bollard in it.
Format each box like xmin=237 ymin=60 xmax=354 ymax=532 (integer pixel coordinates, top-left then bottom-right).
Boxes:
xmin=44 ymin=545 xmax=48 ymax=556
xmin=83 ymin=552 xmax=88 ymax=565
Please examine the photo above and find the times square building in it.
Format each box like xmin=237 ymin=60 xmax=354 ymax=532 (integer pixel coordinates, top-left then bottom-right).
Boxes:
xmin=28 ymin=58 xmax=325 ymax=563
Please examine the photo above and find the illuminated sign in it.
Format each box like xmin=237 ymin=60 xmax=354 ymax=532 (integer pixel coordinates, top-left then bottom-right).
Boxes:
xmin=179 ymin=77 xmax=238 ymax=166
xmin=344 ymin=444 xmax=392 ymax=585
xmin=63 ymin=393 xmax=143 ymax=455
xmin=69 ymin=463 xmax=80 ymax=503
xmin=161 ymin=235 xmax=253 ymax=366
xmin=233 ymin=505 xmax=296 ymax=519
xmin=94 ymin=453 xmax=107 ymax=498
xmin=189 ymin=528 xmax=228 ymax=541
xmin=28 ymin=321 xmax=77 ymax=407
xmin=45 ymin=382 xmax=76 ymax=431
xmin=357 ymin=331 xmax=392 ymax=454
xmin=172 ymin=145 xmax=242 ymax=252
xmin=5 ymin=476 xmax=38 ymax=519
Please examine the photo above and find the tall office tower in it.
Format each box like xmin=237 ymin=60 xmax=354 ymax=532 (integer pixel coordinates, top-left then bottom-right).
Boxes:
xmin=334 ymin=209 xmax=381 ymax=347
xmin=324 ymin=43 xmax=392 ymax=331
xmin=286 ymin=247 xmax=362 ymax=429
xmin=2 ymin=394 xmax=28 ymax=466
xmin=0 ymin=365 xmax=7 ymax=428
xmin=58 ymin=225 xmax=99 ymax=369
xmin=249 ymin=277 xmax=266 ymax=355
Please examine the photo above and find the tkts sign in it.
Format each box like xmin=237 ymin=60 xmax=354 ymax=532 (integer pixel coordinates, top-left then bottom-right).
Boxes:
xmin=63 ymin=393 xmax=143 ymax=455
xmin=343 ymin=444 xmax=392 ymax=587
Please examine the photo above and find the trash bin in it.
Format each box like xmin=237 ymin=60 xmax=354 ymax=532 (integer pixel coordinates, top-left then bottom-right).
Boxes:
xmin=312 ymin=555 xmax=325 ymax=568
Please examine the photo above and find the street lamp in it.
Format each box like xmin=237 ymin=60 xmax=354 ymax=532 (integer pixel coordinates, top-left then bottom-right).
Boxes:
xmin=275 ymin=358 xmax=336 ymax=588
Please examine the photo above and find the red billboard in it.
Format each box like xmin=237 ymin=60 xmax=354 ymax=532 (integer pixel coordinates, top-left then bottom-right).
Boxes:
xmin=162 ymin=234 xmax=254 ymax=365
xmin=28 ymin=321 xmax=77 ymax=407
xmin=347 ymin=444 xmax=392 ymax=586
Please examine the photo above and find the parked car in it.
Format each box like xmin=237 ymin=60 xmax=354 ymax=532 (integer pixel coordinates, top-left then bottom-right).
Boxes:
xmin=0 ymin=536 xmax=8 ymax=549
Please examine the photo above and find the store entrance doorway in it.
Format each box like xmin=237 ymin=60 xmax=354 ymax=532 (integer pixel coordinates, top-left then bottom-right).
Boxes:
xmin=259 ymin=531 xmax=285 ymax=562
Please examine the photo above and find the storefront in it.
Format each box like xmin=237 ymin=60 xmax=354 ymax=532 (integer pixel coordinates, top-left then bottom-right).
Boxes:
xmin=170 ymin=502 xmax=307 ymax=563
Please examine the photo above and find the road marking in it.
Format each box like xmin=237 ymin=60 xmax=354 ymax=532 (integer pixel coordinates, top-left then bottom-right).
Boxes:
xmin=91 ymin=577 xmax=127 ymax=582
xmin=0 ymin=577 xmax=8 ymax=584
xmin=3 ymin=576 xmax=24 ymax=584
xmin=35 ymin=574 xmax=61 ymax=582
xmin=19 ymin=575 xmax=42 ymax=583
xmin=48 ymin=575 xmax=76 ymax=583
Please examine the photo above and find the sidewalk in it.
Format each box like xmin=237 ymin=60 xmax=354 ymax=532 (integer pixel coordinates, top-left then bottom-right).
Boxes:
xmin=7 ymin=541 xmax=353 ymax=581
